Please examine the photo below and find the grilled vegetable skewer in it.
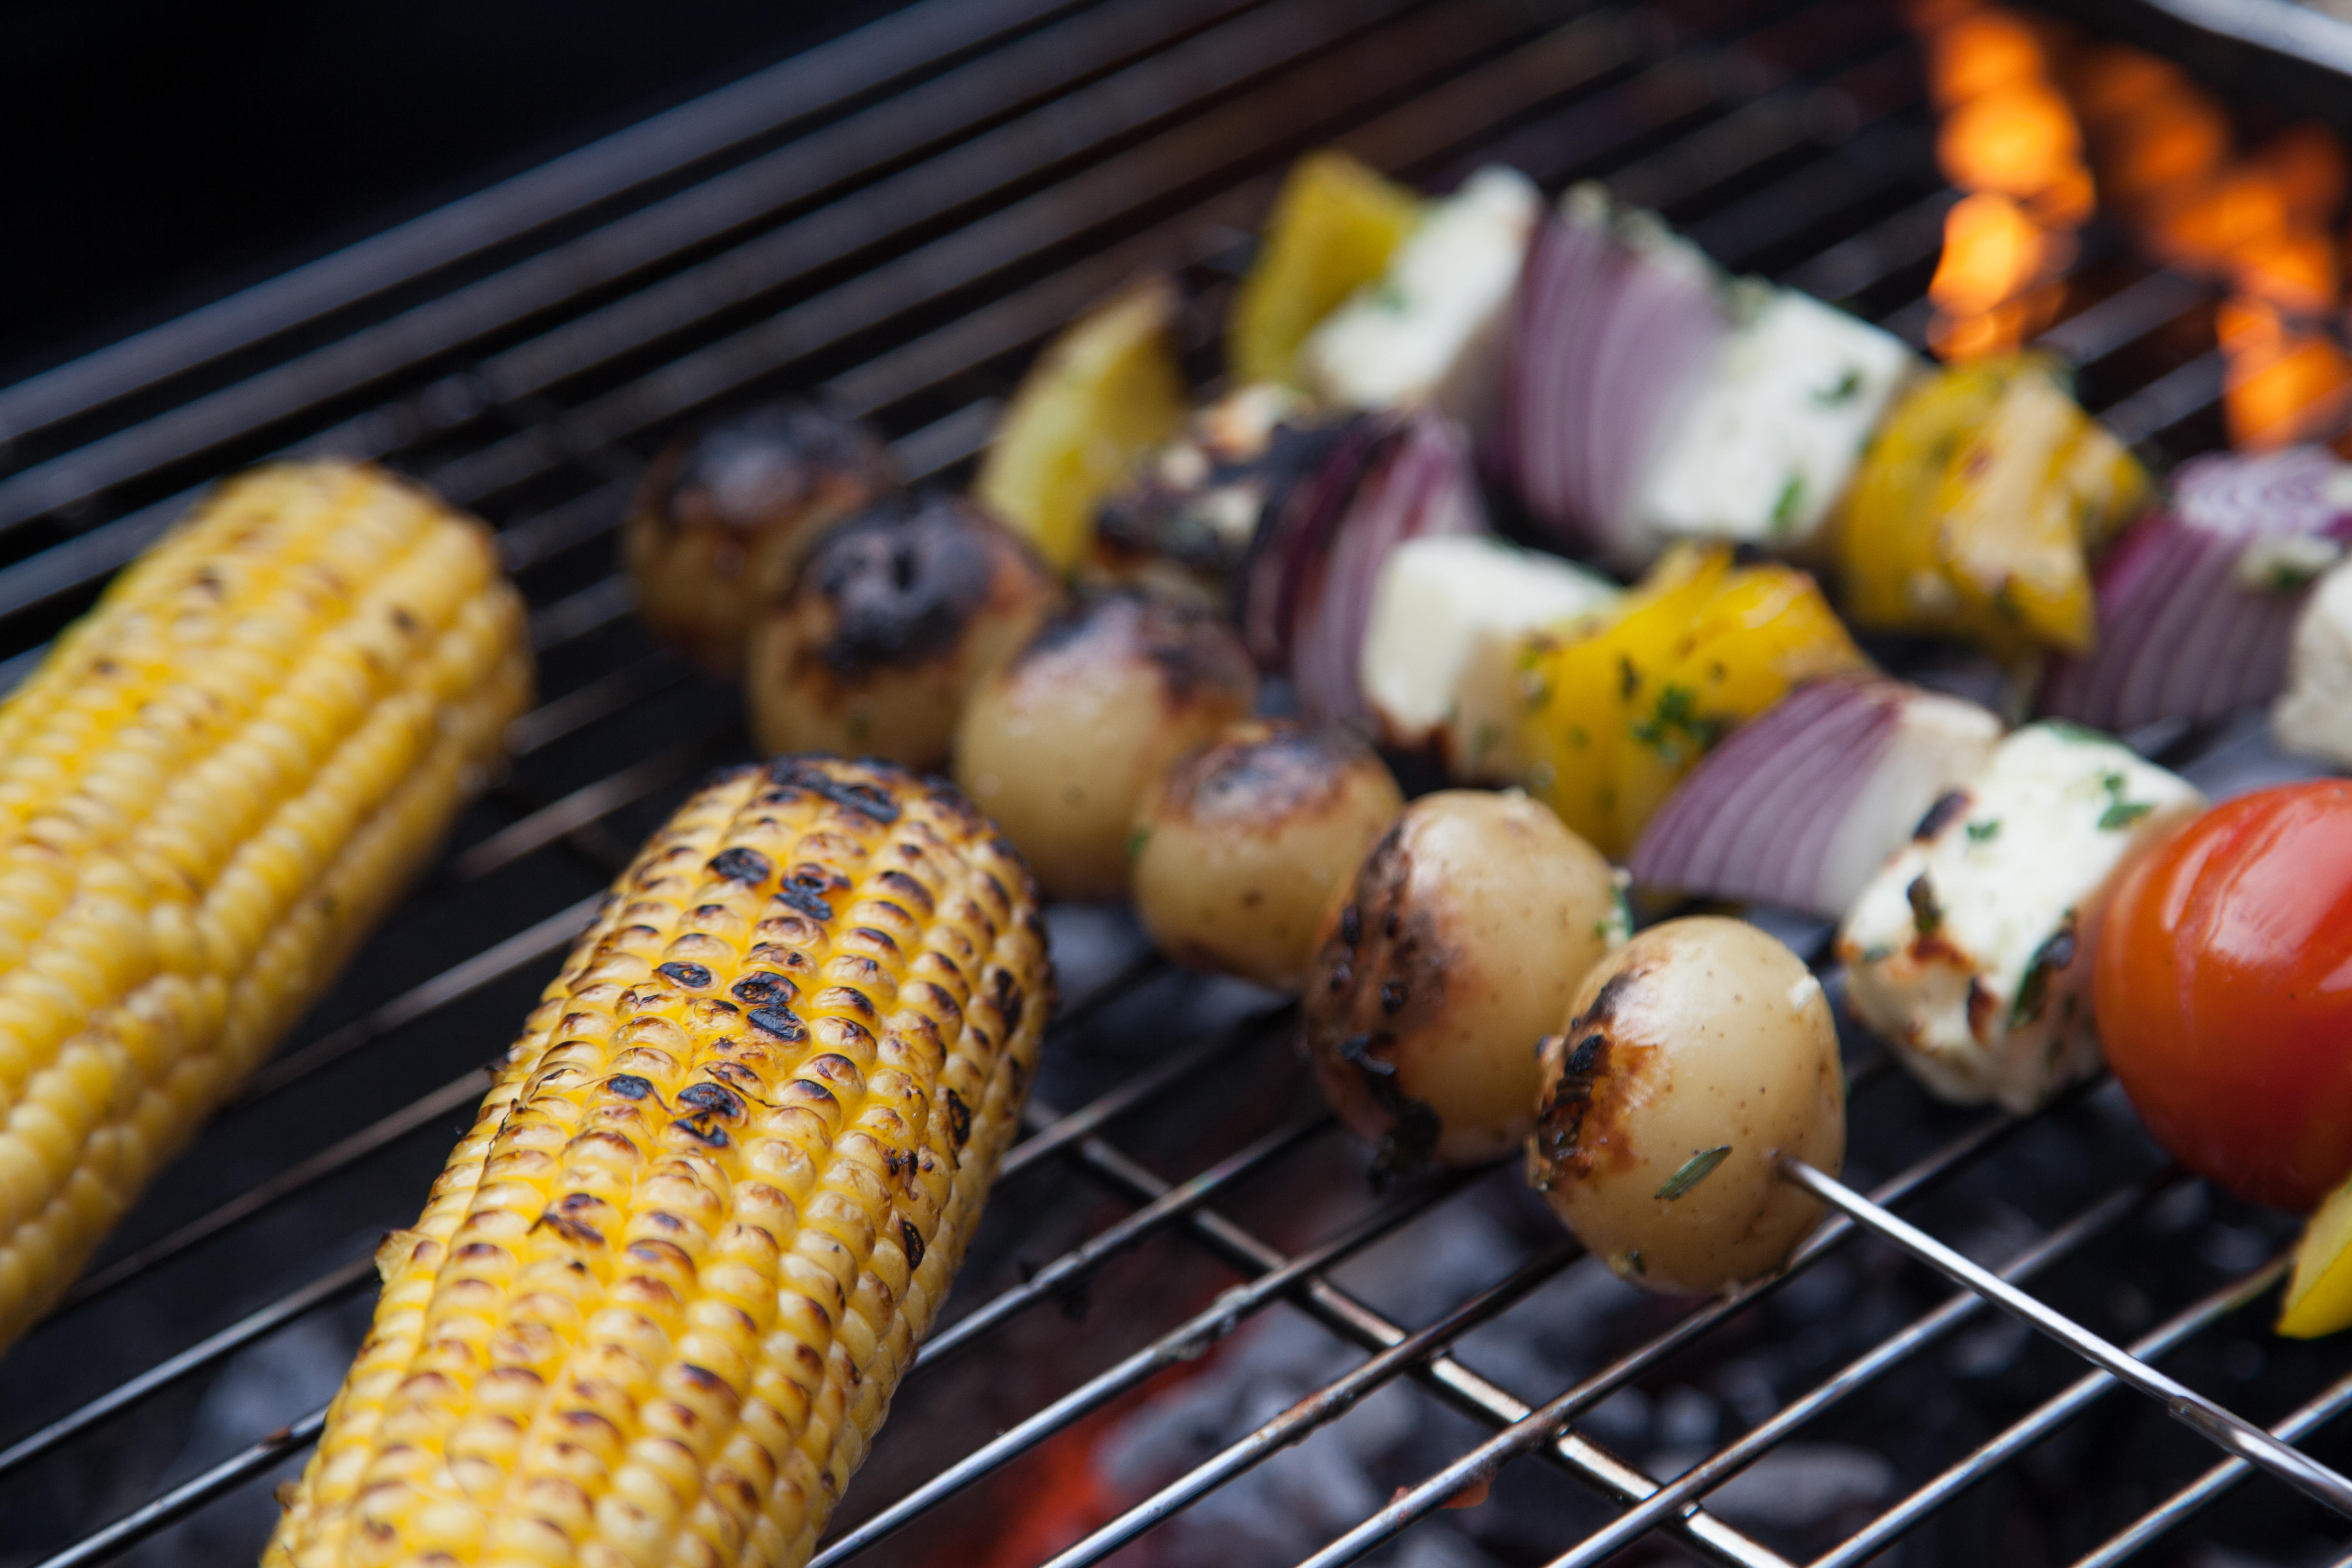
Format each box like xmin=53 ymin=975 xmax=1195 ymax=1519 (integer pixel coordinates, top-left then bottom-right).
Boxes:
xmin=0 ymin=461 xmax=530 ymax=1348
xmin=265 ymin=756 xmax=1051 ymax=1568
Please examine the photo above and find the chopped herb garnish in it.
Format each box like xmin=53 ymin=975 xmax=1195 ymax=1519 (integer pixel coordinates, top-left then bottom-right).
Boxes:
xmin=1566 ymin=723 xmax=1589 ymax=748
xmin=1656 ymin=1145 xmax=1733 ymax=1201
xmin=1630 ymin=683 xmax=1724 ymax=760
xmin=2038 ymin=720 xmax=2109 ymax=745
xmin=1991 ymin=582 xmax=2024 ymax=624
xmin=1965 ymin=818 xmax=2001 ymax=842
xmin=1812 ymin=367 xmax=1865 ymax=405
xmin=1618 ymin=655 xmax=1641 ymax=701
xmin=1127 ymin=826 xmax=1150 ymax=862
xmin=1474 ymin=721 xmax=1501 ymax=760
xmin=1860 ymin=943 xmax=1894 ymax=963
xmin=1907 ymin=874 xmax=1942 ymax=938
xmin=1624 ymin=1248 xmax=1646 ymax=1277
xmin=2097 ymin=771 xmax=2154 ymax=831
xmin=1769 ymin=474 xmax=1807 ymax=536
xmin=1369 ymin=280 xmax=1411 ymax=313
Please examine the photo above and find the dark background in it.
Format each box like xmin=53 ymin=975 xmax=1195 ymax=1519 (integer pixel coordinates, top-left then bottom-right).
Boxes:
xmin=0 ymin=2 xmax=904 ymax=384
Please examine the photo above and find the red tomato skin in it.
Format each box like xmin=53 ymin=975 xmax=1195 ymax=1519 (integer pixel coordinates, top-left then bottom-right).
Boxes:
xmin=2096 ymin=780 xmax=2352 ymax=1211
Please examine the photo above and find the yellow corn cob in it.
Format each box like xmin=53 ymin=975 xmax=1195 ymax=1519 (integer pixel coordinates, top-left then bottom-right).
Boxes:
xmin=265 ymin=755 xmax=1052 ymax=1568
xmin=0 ymin=460 xmax=529 ymax=1347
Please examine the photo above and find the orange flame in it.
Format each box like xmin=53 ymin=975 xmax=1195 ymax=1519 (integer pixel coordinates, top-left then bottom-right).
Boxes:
xmin=1914 ymin=1 xmax=2090 ymax=358
xmin=2063 ymin=46 xmax=2351 ymax=449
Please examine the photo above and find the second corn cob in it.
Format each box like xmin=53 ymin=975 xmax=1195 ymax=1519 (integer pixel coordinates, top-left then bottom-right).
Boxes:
xmin=265 ymin=755 xmax=1051 ymax=1568
xmin=0 ymin=460 xmax=531 ymax=1346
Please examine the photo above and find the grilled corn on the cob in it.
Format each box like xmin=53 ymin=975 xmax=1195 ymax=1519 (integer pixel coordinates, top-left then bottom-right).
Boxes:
xmin=0 ymin=461 xmax=529 ymax=1346
xmin=266 ymin=755 xmax=1052 ymax=1568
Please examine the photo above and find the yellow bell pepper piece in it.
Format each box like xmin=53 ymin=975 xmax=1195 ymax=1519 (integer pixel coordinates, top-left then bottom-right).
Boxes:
xmin=2280 ymin=1169 xmax=2352 ymax=1338
xmin=1516 ymin=545 xmax=1871 ymax=858
xmin=1839 ymin=355 xmax=2146 ymax=656
xmin=977 ymin=275 xmax=1189 ymax=573
xmin=1228 ymin=151 xmax=1421 ymax=387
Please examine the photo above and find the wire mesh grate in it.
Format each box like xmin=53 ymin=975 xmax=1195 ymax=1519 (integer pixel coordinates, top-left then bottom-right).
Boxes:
xmin=0 ymin=0 xmax=2348 ymax=1564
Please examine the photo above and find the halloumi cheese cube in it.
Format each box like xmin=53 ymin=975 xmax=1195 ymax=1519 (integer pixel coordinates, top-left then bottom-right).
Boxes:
xmin=2275 ymin=556 xmax=2352 ymax=768
xmin=1299 ymin=165 xmax=1540 ymax=431
xmin=1360 ymin=534 xmax=1619 ymax=781
xmin=1836 ymin=722 xmax=2203 ymax=1113
xmin=1633 ymin=289 xmax=1916 ymax=553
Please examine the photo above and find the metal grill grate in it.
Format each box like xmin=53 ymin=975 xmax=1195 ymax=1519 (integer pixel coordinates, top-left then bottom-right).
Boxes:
xmin=2 ymin=0 xmax=2350 ymax=1563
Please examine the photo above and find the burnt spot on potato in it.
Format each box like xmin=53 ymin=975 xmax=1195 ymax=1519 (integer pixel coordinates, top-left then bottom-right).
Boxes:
xmin=1336 ymin=1032 xmax=1441 ymax=1184
xmin=1012 ymin=590 xmax=1256 ymax=715
xmin=790 ymin=492 xmax=1027 ymax=680
xmin=1529 ymin=1014 xmax=1654 ymax=1185
xmin=1154 ymin=720 xmax=1385 ymax=834
xmin=637 ymin=402 xmax=897 ymax=544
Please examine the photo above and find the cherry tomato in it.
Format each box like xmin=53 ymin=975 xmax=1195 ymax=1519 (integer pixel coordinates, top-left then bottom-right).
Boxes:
xmin=2096 ymin=780 xmax=2352 ymax=1211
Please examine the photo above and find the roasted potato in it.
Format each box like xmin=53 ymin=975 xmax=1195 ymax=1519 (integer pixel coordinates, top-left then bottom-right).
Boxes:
xmin=746 ymin=490 xmax=1058 ymax=769
xmin=955 ymin=591 xmax=1256 ymax=901
xmin=624 ymin=401 xmax=897 ymax=674
xmin=1302 ymin=790 xmax=1626 ymax=1175
xmin=1527 ymin=916 xmax=1845 ymax=1295
xmin=1130 ymin=720 xmax=1403 ymax=990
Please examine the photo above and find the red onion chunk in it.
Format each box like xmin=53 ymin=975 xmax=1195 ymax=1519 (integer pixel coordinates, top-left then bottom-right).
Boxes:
xmin=1291 ymin=412 xmax=1487 ymax=727
xmin=2040 ymin=448 xmax=2352 ymax=731
xmin=1630 ymin=677 xmax=2002 ymax=918
xmin=2175 ymin=445 xmax=2352 ymax=537
xmin=1502 ymin=186 xmax=1729 ymax=568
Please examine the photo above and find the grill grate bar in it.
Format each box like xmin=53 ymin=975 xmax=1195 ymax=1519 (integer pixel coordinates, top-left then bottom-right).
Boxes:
xmin=1045 ymin=1135 xmax=1800 ymax=1568
xmin=57 ymin=1070 xmax=494 ymax=1314
xmin=423 ymin=0 xmax=1545 ymax=512
xmin=1813 ymin=1251 xmax=2298 ymax=1568
xmin=52 ymin=958 xmax=1191 ymax=1326
xmin=27 ymin=1409 xmax=329 ymax=1568
xmin=1283 ymin=1104 xmax=2029 ymax=1568
xmin=231 ymin=895 xmax=605 ymax=1105
xmin=913 ymin=1112 xmax=1336 ymax=1373
xmin=1534 ymin=1172 xmax=2176 ymax=1568
xmin=0 ymin=0 xmax=1292 ymax=529
xmin=0 ymin=0 xmax=1088 ymax=449
xmin=1040 ymin=1242 xmax=1590 ymax=1568
xmin=0 ymin=0 xmax=1624 ymax=634
xmin=1785 ymin=1161 xmax=2352 ymax=1518
xmin=807 ymin=1171 xmax=1480 ymax=1567
xmin=2075 ymin=1363 xmax=2352 ymax=1568
xmin=5 ymin=3 xmax=2345 ymax=1563
xmin=0 ymin=1256 xmax=377 ymax=1485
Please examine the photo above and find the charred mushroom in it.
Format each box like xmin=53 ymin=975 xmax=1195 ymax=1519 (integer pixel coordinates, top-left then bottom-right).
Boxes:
xmin=1131 ymin=720 xmax=1403 ymax=990
xmin=746 ymin=490 xmax=1059 ymax=769
xmin=624 ymin=401 xmax=899 ymax=675
xmin=954 ymin=591 xmax=1256 ymax=901
xmin=1528 ymin=916 xmax=1845 ymax=1295
xmin=1302 ymin=790 xmax=1626 ymax=1176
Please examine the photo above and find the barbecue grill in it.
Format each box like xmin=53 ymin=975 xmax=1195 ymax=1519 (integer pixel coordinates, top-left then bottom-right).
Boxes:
xmin=4 ymin=0 xmax=2352 ymax=1563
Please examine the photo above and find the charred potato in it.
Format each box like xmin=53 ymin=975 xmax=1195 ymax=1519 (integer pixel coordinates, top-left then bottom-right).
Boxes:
xmin=1131 ymin=720 xmax=1403 ymax=990
xmin=747 ymin=490 xmax=1058 ymax=769
xmin=955 ymin=591 xmax=1256 ymax=901
xmin=1528 ymin=917 xmax=1844 ymax=1296
xmin=1303 ymin=790 xmax=1626 ymax=1175
xmin=625 ymin=401 xmax=898 ymax=674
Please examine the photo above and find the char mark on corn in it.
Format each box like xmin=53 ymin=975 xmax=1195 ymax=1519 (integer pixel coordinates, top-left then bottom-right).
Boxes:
xmin=265 ymin=755 xmax=1051 ymax=1568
